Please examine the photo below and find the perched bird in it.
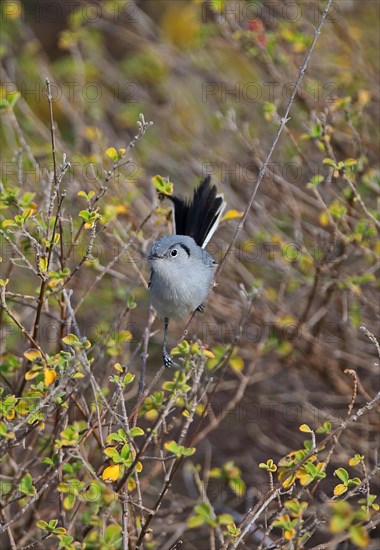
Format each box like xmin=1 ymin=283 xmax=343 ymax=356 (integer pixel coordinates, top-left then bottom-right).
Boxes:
xmin=148 ymin=176 xmax=226 ymax=367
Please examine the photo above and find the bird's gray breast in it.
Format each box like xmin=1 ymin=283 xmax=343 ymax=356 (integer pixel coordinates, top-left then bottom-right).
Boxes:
xmin=149 ymin=259 xmax=215 ymax=319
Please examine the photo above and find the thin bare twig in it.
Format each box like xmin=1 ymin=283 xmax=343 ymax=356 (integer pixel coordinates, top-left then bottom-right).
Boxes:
xmin=215 ymin=0 xmax=335 ymax=280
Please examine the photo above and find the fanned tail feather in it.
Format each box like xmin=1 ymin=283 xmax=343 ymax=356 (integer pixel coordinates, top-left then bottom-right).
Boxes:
xmin=169 ymin=176 xmax=226 ymax=248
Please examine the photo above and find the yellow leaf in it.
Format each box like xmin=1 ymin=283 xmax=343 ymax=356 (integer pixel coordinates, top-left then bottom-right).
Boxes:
xmin=160 ymin=5 xmax=200 ymax=48
xmin=195 ymin=403 xmax=205 ymax=415
xmin=24 ymin=349 xmax=42 ymax=362
xmin=39 ymin=257 xmax=48 ymax=272
xmin=222 ymin=209 xmax=244 ymax=222
xmin=16 ymin=400 xmax=29 ymax=416
xmin=145 ymin=410 xmax=158 ymax=421
xmin=102 ymin=464 xmax=120 ymax=483
xmin=272 ymin=234 xmax=283 ymax=246
xmin=229 ymin=356 xmax=244 ymax=372
xmin=299 ymin=424 xmax=312 ymax=433
xmin=48 ymin=278 xmax=61 ymax=288
xmin=44 ymin=369 xmax=57 ymax=386
xmin=281 ymin=473 xmax=296 ymax=489
xmin=105 ymin=147 xmax=118 ymax=161
xmin=298 ymin=471 xmax=312 ymax=486
xmin=319 ymin=211 xmax=330 ymax=227
xmin=357 ymin=89 xmax=371 ymax=106
xmin=25 ymin=370 xmax=39 ymax=380
xmin=265 ymin=287 xmax=277 ymax=301
xmin=127 ymin=478 xmax=136 ymax=491
xmin=277 ymin=315 xmax=297 ymax=328
xmin=333 ymin=483 xmax=348 ymax=496
xmin=4 ymin=2 xmax=22 ymax=19
xmin=85 ymin=126 xmax=101 ymax=141
xmin=39 ymin=422 xmax=45 ymax=430
xmin=118 ymin=330 xmax=133 ymax=342
xmin=2 ymin=220 xmax=17 ymax=228
xmin=6 ymin=409 xmax=15 ymax=420
xmin=285 ymin=528 xmax=296 ymax=540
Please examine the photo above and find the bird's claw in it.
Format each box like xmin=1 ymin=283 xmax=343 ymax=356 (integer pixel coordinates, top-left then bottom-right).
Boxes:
xmin=163 ymin=352 xmax=172 ymax=368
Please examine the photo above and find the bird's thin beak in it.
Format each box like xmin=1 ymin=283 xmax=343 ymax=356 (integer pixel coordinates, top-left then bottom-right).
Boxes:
xmin=148 ymin=253 xmax=158 ymax=261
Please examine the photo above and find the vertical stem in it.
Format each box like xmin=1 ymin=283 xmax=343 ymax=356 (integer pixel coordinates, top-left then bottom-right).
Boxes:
xmin=138 ymin=307 xmax=155 ymax=403
xmin=122 ymin=491 xmax=129 ymax=550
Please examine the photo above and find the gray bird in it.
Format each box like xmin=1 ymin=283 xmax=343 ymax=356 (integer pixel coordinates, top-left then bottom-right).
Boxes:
xmin=148 ymin=176 xmax=226 ymax=367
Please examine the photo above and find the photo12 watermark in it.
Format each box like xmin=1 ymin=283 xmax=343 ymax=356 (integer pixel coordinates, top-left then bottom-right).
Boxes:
xmin=201 ymin=81 xmax=339 ymax=104
xmin=1 ymin=1 xmax=139 ymax=24
xmin=201 ymin=1 xmax=342 ymax=24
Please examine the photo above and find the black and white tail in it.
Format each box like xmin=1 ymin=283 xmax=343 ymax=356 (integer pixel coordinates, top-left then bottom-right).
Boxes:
xmin=169 ymin=176 xmax=226 ymax=248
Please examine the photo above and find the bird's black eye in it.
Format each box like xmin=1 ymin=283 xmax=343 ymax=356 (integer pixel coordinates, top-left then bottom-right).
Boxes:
xmin=170 ymin=248 xmax=178 ymax=257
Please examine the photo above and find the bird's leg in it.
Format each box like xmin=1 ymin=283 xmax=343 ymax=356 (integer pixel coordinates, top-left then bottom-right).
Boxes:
xmin=163 ymin=317 xmax=172 ymax=368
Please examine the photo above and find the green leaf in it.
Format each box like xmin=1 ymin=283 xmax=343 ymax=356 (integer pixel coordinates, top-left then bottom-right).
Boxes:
xmin=7 ymin=91 xmax=21 ymax=108
xmin=329 ymin=201 xmax=347 ymax=219
xmin=49 ymin=519 xmax=58 ymax=529
xmin=78 ymin=209 xmax=91 ymax=221
xmin=187 ymin=515 xmax=205 ymax=528
xmin=182 ymin=446 xmax=196 ymax=457
xmin=323 ymin=157 xmax=338 ymax=168
xmin=335 ymin=468 xmax=349 ymax=484
xmin=62 ymin=334 xmax=80 ymax=346
xmin=152 ymin=175 xmax=173 ymax=195
xmin=104 ymin=447 xmax=120 ymax=460
xmin=164 ymin=440 xmax=180 ymax=454
xmin=316 ymin=421 xmax=331 ymax=434
xmin=349 ymin=477 xmax=361 ymax=486
xmin=127 ymin=294 xmax=137 ymax=309
xmin=124 ymin=372 xmax=135 ymax=385
xmin=306 ymin=174 xmax=324 ymax=188
xmin=218 ymin=513 xmax=234 ymax=525
xmin=54 ymin=528 xmax=66 ymax=536
xmin=227 ymin=522 xmax=241 ymax=536
xmin=130 ymin=427 xmax=144 ymax=437
xmin=104 ymin=524 xmax=122 ymax=544
xmin=349 ymin=524 xmax=370 ymax=548
xmin=18 ymin=473 xmax=36 ymax=496
xmin=194 ymin=502 xmax=212 ymax=520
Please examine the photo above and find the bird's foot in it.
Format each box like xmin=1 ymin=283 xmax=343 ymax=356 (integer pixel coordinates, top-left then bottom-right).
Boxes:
xmin=163 ymin=352 xmax=172 ymax=368
xmin=196 ymin=303 xmax=205 ymax=313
